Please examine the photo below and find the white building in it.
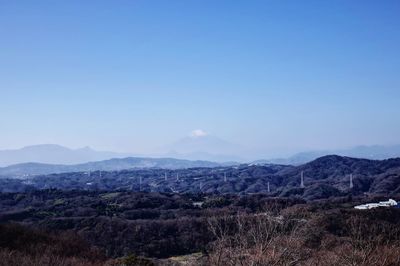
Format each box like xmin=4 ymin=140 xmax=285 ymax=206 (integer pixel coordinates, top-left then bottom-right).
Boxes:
xmin=354 ymin=199 xmax=398 ymax=210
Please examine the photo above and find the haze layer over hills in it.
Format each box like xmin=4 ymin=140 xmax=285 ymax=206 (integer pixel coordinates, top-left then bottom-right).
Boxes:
xmin=2 ymin=143 xmax=400 ymax=169
xmin=0 ymin=144 xmax=131 ymax=167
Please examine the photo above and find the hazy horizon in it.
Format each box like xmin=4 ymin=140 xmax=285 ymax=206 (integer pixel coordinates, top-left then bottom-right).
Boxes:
xmin=1 ymin=1 xmax=400 ymax=158
xmin=2 ymin=141 xmax=400 ymax=163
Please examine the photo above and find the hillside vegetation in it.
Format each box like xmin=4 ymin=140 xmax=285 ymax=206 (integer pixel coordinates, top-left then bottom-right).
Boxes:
xmin=1 ymin=191 xmax=400 ymax=265
xmin=2 ymin=155 xmax=400 ymax=200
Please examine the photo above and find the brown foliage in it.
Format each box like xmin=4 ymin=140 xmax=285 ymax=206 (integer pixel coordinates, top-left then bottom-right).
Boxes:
xmin=0 ymin=223 xmax=112 ymax=266
xmin=207 ymin=207 xmax=400 ymax=266
xmin=207 ymin=210 xmax=307 ymax=265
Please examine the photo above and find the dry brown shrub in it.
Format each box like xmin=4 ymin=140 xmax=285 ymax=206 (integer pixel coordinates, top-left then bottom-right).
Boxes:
xmin=0 ymin=249 xmax=114 ymax=266
xmin=207 ymin=210 xmax=307 ymax=266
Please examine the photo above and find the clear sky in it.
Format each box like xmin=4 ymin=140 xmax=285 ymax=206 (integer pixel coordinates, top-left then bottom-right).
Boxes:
xmin=0 ymin=0 xmax=399 ymax=157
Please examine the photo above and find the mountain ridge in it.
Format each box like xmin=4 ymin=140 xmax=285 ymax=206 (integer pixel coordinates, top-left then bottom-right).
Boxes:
xmin=0 ymin=144 xmax=133 ymax=167
xmin=0 ymin=156 xmax=227 ymax=177
xmin=2 ymin=154 xmax=400 ymax=201
xmin=259 ymin=145 xmax=400 ymax=165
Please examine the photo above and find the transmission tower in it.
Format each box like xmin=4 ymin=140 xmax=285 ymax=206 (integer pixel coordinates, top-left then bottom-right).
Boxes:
xmin=350 ymin=174 xmax=354 ymax=189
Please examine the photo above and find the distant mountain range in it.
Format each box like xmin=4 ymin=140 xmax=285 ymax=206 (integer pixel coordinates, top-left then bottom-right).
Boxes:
xmin=164 ymin=134 xmax=245 ymax=162
xmin=0 ymin=139 xmax=243 ymax=167
xmin=0 ymin=157 xmax=225 ymax=178
xmin=0 ymin=144 xmax=132 ymax=167
xmin=2 ymin=143 xmax=400 ymax=174
xmin=256 ymin=145 xmax=400 ymax=165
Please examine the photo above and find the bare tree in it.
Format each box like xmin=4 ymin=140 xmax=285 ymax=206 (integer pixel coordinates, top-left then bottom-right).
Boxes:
xmin=207 ymin=208 xmax=306 ymax=266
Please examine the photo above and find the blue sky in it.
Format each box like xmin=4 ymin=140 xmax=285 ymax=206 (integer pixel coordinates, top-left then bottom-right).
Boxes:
xmin=0 ymin=0 xmax=399 ymax=157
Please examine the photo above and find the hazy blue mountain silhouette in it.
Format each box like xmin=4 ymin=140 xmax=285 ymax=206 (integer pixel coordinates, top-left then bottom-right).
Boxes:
xmin=0 ymin=157 xmax=224 ymax=177
xmin=166 ymin=135 xmax=244 ymax=162
xmin=261 ymin=145 xmax=400 ymax=165
xmin=0 ymin=144 xmax=131 ymax=167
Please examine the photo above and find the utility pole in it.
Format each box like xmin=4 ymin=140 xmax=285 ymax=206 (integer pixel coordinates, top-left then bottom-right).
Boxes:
xmin=267 ymin=182 xmax=270 ymax=193
xmin=224 ymin=172 xmax=227 ymax=182
xmin=300 ymin=171 xmax=305 ymax=188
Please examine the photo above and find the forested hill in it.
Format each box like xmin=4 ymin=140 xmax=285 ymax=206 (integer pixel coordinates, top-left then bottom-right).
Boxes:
xmin=1 ymin=155 xmax=400 ymax=200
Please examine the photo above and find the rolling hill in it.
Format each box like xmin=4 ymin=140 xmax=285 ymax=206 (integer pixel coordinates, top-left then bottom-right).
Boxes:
xmin=1 ymin=155 xmax=400 ymax=200
xmin=0 ymin=157 xmax=225 ymax=177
